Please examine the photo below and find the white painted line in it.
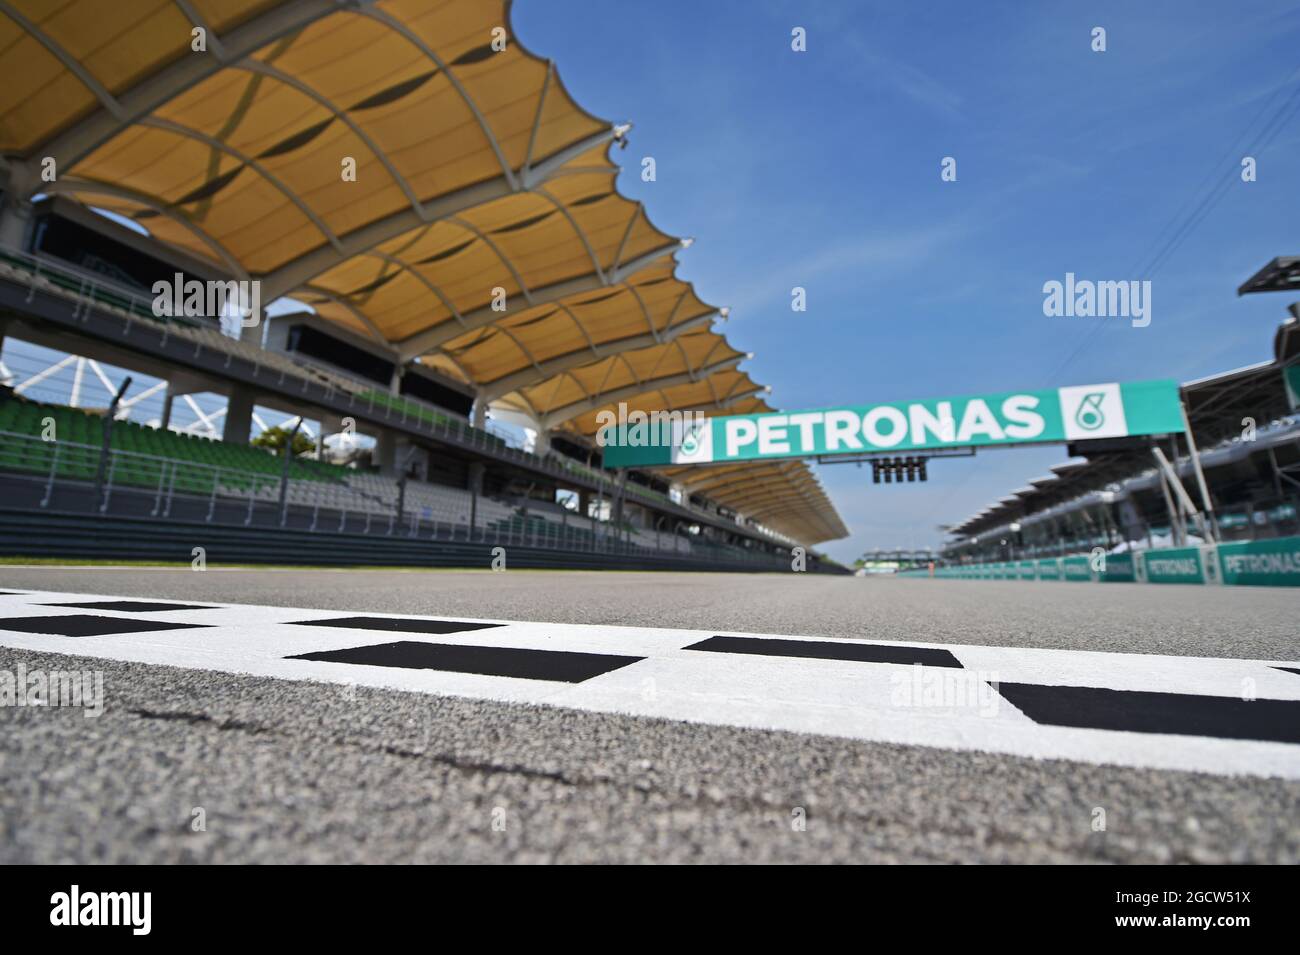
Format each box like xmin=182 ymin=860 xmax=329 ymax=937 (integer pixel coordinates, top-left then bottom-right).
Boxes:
xmin=0 ymin=589 xmax=1297 ymax=780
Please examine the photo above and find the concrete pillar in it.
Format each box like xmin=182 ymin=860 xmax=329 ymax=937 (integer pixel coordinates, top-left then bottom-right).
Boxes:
xmin=223 ymin=389 xmax=255 ymax=444
xmin=409 ymin=445 xmax=429 ymax=481
xmin=467 ymin=461 xmax=485 ymax=536
xmin=472 ymin=393 xmax=487 ymax=429
xmin=375 ymin=428 xmax=398 ymax=475
xmin=315 ymin=412 xmax=343 ymax=461
xmin=533 ymin=428 xmax=551 ymax=457
xmin=612 ymin=469 xmax=626 ymax=526
xmin=163 ymin=371 xmax=216 ymax=433
xmin=0 ymin=162 xmax=35 ymax=251
xmin=160 ymin=385 xmax=176 ymax=430
xmin=669 ymin=482 xmax=686 ymax=506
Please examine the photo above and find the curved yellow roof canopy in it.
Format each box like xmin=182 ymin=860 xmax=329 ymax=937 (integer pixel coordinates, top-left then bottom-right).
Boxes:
xmin=0 ymin=0 xmax=846 ymax=545
xmin=415 ymin=259 xmax=723 ymax=397
xmin=297 ymin=144 xmax=685 ymax=353
xmin=658 ymin=459 xmax=847 ymax=544
xmin=563 ymin=368 xmax=771 ymax=438
xmin=495 ymin=326 xmax=746 ymax=428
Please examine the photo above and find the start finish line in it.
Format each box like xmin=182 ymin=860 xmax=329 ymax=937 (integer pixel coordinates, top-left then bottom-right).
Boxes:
xmin=601 ymin=379 xmax=1187 ymax=467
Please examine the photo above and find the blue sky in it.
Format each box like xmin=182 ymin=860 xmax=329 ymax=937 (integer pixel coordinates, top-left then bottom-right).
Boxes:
xmin=515 ymin=0 xmax=1300 ymax=561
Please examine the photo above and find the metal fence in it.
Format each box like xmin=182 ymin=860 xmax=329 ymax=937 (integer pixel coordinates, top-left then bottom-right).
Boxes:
xmin=0 ymin=242 xmax=795 ymax=549
xmin=0 ymin=429 xmax=791 ymax=568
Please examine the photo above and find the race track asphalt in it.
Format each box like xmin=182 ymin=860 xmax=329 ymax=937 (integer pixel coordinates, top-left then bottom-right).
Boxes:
xmin=1 ymin=567 xmax=1297 ymax=864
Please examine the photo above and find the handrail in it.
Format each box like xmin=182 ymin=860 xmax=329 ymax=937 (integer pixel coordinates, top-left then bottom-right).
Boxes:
xmin=0 ymin=243 xmax=792 ymax=547
xmin=0 ymin=428 xmax=789 ymax=566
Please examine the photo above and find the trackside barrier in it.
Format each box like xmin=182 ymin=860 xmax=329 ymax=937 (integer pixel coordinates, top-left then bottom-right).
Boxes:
xmin=1062 ymin=555 xmax=1091 ymax=581
xmin=1143 ymin=547 xmax=1204 ymax=584
xmin=1217 ymin=537 xmax=1300 ymax=587
xmin=0 ymin=507 xmax=850 ymax=574
xmin=901 ymin=536 xmax=1300 ymax=587
xmin=1099 ymin=552 xmax=1137 ymax=582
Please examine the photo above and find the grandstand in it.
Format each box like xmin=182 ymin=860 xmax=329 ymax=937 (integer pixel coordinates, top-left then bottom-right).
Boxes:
xmin=0 ymin=0 xmax=847 ymax=570
xmin=933 ymin=267 xmax=1300 ymax=585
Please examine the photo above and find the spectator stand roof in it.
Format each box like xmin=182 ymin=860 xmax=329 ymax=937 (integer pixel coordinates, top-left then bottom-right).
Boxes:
xmin=948 ymin=320 xmax=1300 ymax=540
xmin=0 ymin=0 xmax=846 ymax=543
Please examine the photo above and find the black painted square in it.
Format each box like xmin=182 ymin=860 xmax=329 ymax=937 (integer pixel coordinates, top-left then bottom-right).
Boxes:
xmin=685 ymin=635 xmax=963 ymax=668
xmin=288 ymin=616 xmax=503 ymax=635
xmin=0 ymin=614 xmax=211 ymax=638
xmin=288 ymin=640 xmax=643 ymax=683
xmin=44 ymin=600 xmax=213 ymax=613
xmin=996 ymin=682 xmax=1300 ymax=745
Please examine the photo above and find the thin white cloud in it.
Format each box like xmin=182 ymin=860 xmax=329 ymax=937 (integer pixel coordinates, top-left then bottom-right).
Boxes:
xmin=725 ymin=214 xmax=975 ymax=315
xmin=853 ymin=48 xmax=964 ymax=119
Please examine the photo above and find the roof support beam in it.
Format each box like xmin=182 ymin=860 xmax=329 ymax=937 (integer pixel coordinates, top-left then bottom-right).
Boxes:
xmin=742 ymin=513 xmax=815 ymax=538
xmin=631 ymin=284 xmax=672 ymax=341
xmin=479 ymin=310 xmax=717 ymax=402
xmin=521 ymin=61 xmax=554 ymax=178
xmin=539 ymin=355 xmax=743 ymax=429
xmin=486 ymin=321 xmax=545 ymax=377
xmin=446 ymin=215 xmax=533 ymax=304
xmin=170 ymin=0 xmax=228 ymax=59
xmin=680 ymin=461 xmax=796 ymax=495
xmin=578 ymin=384 xmax=767 ymax=438
xmin=728 ymin=488 xmax=816 ymax=512
xmin=258 ymin=125 xmax=625 ymax=301
xmin=394 ymin=238 xmax=687 ymax=360
xmin=712 ymin=493 xmax=815 ymax=518
xmin=537 ymin=186 xmax=605 ymax=282
xmin=367 ymin=250 xmax=464 ymax=327
xmin=658 ymin=382 xmax=767 ymax=416
xmin=657 ymin=462 xmax=747 ymax=486
xmin=235 ymin=58 xmax=425 ymax=220
xmin=358 ymin=5 xmax=518 ymax=191
xmin=25 ymin=0 xmax=359 ymax=171
xmin=0 ymin=1 xmax=125 ymax=120
xmin=672 ymin=467 xmax=752 ymax=493
xmin=555 ymin=302 xmax=597 ymax=352
xmin=655 ymin=374 xmax=764 ymax=415
xmin=39 ymin=178 xmax=246 ymax=278
xmin=610 ymin=206 xmax=639 ymax=274
xmin=140 ymin=117 xmax=341 ymax=250
xmin=522 ymin=122 xmax=630 ymax=190
xmin=302 ymin=284 xmax=390 ymax=346
xmin=749 ymin=508 xmax=818 ymax=532
xmin=702 ymin=476 xmax=800 ymax=502
xmin=260 ymin=178 xmax=509 ymax=300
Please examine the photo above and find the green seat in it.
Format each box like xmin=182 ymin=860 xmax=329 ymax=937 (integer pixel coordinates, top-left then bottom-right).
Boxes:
xmin=0 ymin=396 xmax=354 ymax=492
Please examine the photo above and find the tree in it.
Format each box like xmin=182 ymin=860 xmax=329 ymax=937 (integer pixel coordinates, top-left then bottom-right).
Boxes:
xmin=251 ymin=425 xmax=314 ymax=457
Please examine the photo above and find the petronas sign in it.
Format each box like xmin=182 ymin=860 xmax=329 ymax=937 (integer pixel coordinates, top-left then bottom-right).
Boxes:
xmin=601 ymin=380 xmax=1186 ymax=467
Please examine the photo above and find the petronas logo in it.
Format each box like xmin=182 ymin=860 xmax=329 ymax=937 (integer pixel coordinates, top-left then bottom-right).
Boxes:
xmin=1075 ymin=392 xmax=1106 ymax=431
xmin=681 ymin=424 xmax=703 ymax=455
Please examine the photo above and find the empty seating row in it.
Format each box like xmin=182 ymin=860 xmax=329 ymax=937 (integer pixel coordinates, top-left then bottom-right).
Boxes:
xmin=0 ymin=396 xmax=344 ymax=494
